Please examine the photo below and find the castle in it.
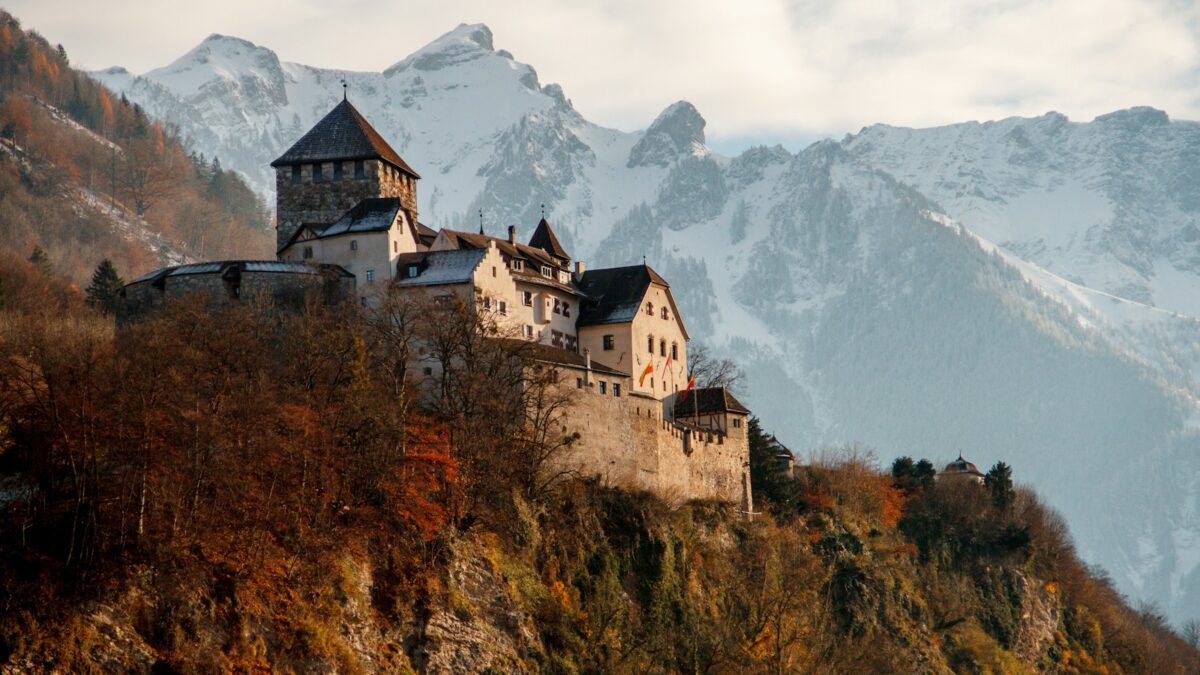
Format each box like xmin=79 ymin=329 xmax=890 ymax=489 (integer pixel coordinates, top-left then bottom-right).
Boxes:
xmin=118 ymin=98 xmax=753 ymax=510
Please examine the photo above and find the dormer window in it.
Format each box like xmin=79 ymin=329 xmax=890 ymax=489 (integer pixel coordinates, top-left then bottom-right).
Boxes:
xmin=541 ymin=265 xmax=552 ymax=278
xmin=407 ymin=264 xmax=420 ymax=278
xmin=512 ymin=259 xmax=524 ymax=272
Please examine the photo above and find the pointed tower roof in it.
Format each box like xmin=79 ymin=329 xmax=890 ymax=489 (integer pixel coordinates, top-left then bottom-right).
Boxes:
xmin=271 ymin=99 xmax=420 ymax=178
xmin=528 ymin=217 xmax=569 ymax=261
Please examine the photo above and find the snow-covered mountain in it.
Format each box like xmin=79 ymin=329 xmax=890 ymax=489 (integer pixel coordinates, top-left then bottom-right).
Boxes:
xmin=94 ymin=24 xmax=1200 ymax=624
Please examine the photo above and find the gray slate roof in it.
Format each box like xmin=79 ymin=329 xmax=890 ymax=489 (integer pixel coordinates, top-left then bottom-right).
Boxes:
xmin=576 ymin=264 xmax=670 ymax=326
xmin=319 ymin=198 xmax=400 ymax=237
xmin=270 ymin=99 xmax=420 ymax=178
xmin=128 ymin=260 xmax=353 ymax=286
xmin=394 ymin=249 xmax=486 ymax=287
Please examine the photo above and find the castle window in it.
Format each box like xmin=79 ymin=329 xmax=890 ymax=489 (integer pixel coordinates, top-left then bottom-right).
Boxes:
xmin=313 ymin=162 xmax=324 ymax=183
xmin=563 ymin=302 xmax=571 ymax=317
xmin=650 ymin=377 xmax=654 ymax=389
xmin=599 ymin=381 xmax=607 ymax=395
xmin=498 ymin=301 xmax=507 ymax=316
xmin=354 ymin=160 xmax=365 ymax=179
xmin=350 ymin=240 xmax=358 ymax=251
xmin=660 ymin=339 xmax=666 ymax=357
xmin=333 ymin=162 xmax=343 ymax=181
xmin=576 ymin=377 xmax=583 ymax=389
xmin=512 ymin=259 xmax=524 ymax=271
xmin=661 ymin=307 xmax=668 ymax=320
xmin=603 ymin=335 xmax=614 ymax=350
xmin=646 ymin=302 xmax=654 ymax=316
xmin=524 ymin=325 xmax=534 ymax=339
xmin=647 ymin=335 xmax=654 ymax=353
xmin=566 ymin=334 xmax=577 ymax=350
xmin=407 ymin=264 xmax=420 ymax=278
xmin=551 ymin=329 xmax=564 ymax=347
xmin=492 ymin=266 xmax=497 ymax=277
xmin=365 ymin=269 xmax=376 ymax=283
xmin=553 ymin=298 xmax=561 ymax=314
xmin=523 ymin=291 xmax=533 ymax=306
xmin=394 ymin=241 xmax=398 ymax=253
xmin=303 ymin=246 xmax=313 ymax=260
xmin=541 ymin=265 xmax=552 ymax=278
xmin=360 ymin=297 xmax=367 ymax=306
xmin=291 ymin=165 xmax=301 ymax=184
xmin=613 ymin=383 xmax=621 ymax=397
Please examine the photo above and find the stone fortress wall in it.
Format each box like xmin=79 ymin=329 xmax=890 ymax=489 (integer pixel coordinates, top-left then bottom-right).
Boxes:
xmin=552 ymin=374 xmax=752 ymax=509
xmin=116 ymin=261 xmax=356 ymax=326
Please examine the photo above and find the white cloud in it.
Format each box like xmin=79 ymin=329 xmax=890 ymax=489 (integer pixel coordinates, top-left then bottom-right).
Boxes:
xmin=9 ymin=0 xmax=1200 ymax=144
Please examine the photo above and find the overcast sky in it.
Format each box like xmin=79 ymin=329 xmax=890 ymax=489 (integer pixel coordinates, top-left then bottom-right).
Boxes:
xmin=10 ymin=0 xmax=1200 ymax=152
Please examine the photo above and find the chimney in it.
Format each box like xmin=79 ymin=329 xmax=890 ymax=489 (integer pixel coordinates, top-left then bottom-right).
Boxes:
xmin=508 ymin=225 xmax=516 ymax=245
xmin=574 ymin=260 xmax=586 ymax=281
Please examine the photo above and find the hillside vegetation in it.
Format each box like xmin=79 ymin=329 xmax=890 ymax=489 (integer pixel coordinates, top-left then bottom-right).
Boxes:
xmin=0 ymin=265 xmax=1196 ymax=673
xmin=0 ymin=10 xmax=270 ymax=284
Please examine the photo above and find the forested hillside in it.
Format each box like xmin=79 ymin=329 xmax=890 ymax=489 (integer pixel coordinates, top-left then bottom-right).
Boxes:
xmin=0 ymin=10 xmax=269 ymax=284
xmin=0 ymin=266 xmax=1196 ymax=673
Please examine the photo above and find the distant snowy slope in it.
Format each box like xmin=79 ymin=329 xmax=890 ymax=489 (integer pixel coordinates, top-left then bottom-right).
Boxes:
xmin=95 ymin=25 xmax=1200 ymax=625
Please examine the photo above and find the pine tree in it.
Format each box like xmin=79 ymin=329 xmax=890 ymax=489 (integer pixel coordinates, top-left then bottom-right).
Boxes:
xmin=85 ymin=258 xmax=123 ymax=315
xmin=748 ymin=417 xmax=798 ymax=514
xmin=984 ymin=461 xmax=1014 ymax=512
xmin=28 ymin=245 xmax=50 ymax=274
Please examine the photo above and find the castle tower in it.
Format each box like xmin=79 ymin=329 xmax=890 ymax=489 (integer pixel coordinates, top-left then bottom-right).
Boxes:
xmin=270 ymin=99 xmax=420 ymax=253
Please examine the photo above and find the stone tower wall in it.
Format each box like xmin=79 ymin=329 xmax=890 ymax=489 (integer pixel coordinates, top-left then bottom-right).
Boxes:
xmin=275 ymin=159 xmax=418 ymax=251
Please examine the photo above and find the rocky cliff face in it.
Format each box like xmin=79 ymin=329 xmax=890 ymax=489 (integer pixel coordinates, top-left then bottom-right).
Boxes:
xmin=93 ymin=26 xmax=1200 ymax=625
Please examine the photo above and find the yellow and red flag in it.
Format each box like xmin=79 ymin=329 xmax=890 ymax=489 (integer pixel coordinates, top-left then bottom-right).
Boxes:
xmin=639 ymin=362 xmax=654 ymax=386
xmin=678 ymin=375 xmax=696 ymax=401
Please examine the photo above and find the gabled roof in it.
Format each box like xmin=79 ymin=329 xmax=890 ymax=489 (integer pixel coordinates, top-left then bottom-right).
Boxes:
xmin=495 ymin=339 xmax=630 ymax=378
xmin=270 ymin=99 xmax=420 ymax=178
xmin=394 ymin=249 xmax=486 ymax=287
xmin=435 ymin=229 xmax=578 ymax=293
xmin=674 ymin=387 xmax=750 ymax=417
xmin=577 ymin=265 xmax=685 ymax=337
xmin=528 ymin=218 xmax=570 ymax=261
xmin=127 ymin=260 xmax=354 ymax=287
xmin=278 ymin=198 xmax=418 ymax=253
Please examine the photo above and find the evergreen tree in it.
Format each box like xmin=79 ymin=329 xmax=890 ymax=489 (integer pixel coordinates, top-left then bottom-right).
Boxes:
xmin=984 ymin=461 xmax=1014 ymax=512
xmin=28 ymin=245 xmax=50 ymax=274
xmin=748 ymin=416 xmax=798 ymax=514
xmin=892 ymin=456 xmax=936 ymax=494
xmin=85 ymin=259 xmax=123 ymax=315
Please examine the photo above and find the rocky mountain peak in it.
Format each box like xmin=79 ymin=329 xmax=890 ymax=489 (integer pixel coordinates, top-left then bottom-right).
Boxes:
xmin=626 ymin=100 xmax=706 ymax=168
xmin=385 ymin=23 xmax=496 ymax=74
xmin=1094 ymin=106 xmax=1170 ymax=128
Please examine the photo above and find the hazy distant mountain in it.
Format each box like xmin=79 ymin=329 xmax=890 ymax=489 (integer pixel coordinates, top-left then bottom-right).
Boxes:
xmin=94 ymin=24 xmax=1200 ymax=624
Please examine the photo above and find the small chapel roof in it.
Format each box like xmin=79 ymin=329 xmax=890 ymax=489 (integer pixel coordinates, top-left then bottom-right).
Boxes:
xmin=270 ymin=99 xmax=420 ymax=177
xmin=942 ymin=453 xmax=985 ymax=478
